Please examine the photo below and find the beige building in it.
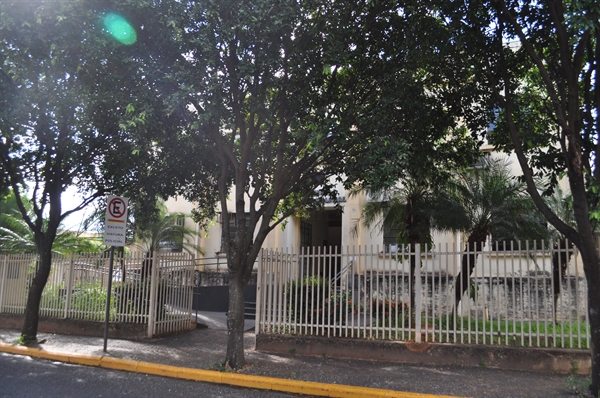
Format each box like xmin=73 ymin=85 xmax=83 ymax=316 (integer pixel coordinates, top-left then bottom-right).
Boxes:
xmin=164 ymin=148 xmax=582 ymax=277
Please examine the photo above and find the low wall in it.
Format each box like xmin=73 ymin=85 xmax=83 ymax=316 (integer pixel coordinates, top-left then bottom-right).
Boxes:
xmin=256 ymin=333 xmax=591 ymax=375
xmin=0 ymin=313 xmax=147 ymax=339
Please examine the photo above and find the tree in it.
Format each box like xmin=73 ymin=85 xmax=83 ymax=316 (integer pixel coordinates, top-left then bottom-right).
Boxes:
xmin=113 ymin=0 xmax=484 ymax=369
xmin=353 ymin=161 xmax=546 ymax=321
xmin=543 ymin=187 xmax=577 ymax=321
xmin=436 ymin=1 xmax=600 ymax=394
xmin=0 ymin=191 xmax=101 ymax=255
xmin=134 ymin=210 xmax=199 ymax=256
xmin=0 ymin=1 xmax=178 ymax=344
xmin=439 ymin=160 xmax=547 ymax=315
xmin=351 ymin=175 xmax=443 ymax=322
xmin=168 ymin=0 xmax=368 ymax=368
xmin=132 ymin=202 xmax=201 ymax=279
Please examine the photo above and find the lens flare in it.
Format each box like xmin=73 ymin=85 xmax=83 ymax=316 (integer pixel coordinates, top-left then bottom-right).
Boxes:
xmin=103 ymin=13 xmax=137 ymax=45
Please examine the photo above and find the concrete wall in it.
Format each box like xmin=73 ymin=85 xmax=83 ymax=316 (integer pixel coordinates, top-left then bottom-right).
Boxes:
xmin=256 ymin=333 xmax=591 ymax=375
xmin=0 ymin=313 xmax=148 ymax=339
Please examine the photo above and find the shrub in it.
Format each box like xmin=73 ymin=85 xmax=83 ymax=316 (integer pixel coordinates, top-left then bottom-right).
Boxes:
xmin=70 ymin=282 xmax=110 ymax=319
xmin=285 ymin=276 xmax=353 ymax=326
xmin=114 ymin=280 xmax=167 ymax=322
xmin=372 ymin=299 xmax=409 ymax=328
xmin=39 ymin=281 xmax=113 ymax=320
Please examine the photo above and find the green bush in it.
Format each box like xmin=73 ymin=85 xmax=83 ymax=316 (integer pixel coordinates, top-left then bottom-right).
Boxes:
xmin=285 ymin=276 xmax=353 ymax=326
xmin=40 ymin=281 xmax=114 ymax=320
xmin=114 ymin=280 xmax=167 ymax=322
xmin=40 ymin=285 xmax=66 ymax=317
xmin=70 ymin=282 xmax=110 ymax=319
xmin=372 ymin=299 xmax=409 ymax=328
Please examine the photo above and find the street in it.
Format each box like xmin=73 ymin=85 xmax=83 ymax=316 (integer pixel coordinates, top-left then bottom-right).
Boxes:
xmin=0 ymin=353 xmax=292 ymax=398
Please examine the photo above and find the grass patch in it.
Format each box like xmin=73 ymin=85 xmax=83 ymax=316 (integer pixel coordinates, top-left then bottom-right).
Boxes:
xmin=564 ymin=375 xmax=591 ymax=397
xmin=426 ymin=315 xmax=590 ymax=349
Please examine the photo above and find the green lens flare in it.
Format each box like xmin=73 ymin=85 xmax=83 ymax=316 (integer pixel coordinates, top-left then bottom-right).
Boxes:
xmin=103 ymin=13 xmax=137 ymax=45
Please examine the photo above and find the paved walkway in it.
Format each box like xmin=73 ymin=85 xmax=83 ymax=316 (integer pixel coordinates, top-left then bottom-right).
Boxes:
xmin=0 ymin=312 xmax=587 ymax=397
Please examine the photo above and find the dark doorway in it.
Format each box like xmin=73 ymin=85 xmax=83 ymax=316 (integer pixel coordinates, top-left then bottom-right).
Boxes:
xmin=300 ymin=209 xmax=342 ymax=278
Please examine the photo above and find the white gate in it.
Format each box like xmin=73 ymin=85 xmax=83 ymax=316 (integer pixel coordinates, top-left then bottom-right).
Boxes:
xmin=147 ymin=252 xmax=196 ymax=337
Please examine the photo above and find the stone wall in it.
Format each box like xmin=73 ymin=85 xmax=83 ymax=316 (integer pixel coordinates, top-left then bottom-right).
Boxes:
xmin=350 ymin=273 xmax=587 ymax=321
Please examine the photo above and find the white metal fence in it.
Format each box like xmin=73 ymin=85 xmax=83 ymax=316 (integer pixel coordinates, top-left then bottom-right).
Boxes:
xmin=257 ymin=242 xmax=590 ymax=349
xmin=0 ymin=252 xmax=195 ymax=337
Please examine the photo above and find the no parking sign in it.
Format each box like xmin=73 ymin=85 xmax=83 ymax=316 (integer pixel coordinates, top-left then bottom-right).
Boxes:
xmin=102 ymin=195 xmax=129 ymax=352
xmin=104 ymin=195 xmax=128 ymax=246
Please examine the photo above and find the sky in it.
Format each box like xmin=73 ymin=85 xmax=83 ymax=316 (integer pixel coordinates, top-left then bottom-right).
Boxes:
xmin=60 ymin=187 xmax=97 ymax=232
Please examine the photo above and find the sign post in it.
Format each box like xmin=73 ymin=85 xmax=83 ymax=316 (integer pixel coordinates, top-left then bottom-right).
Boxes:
xmin=103 ymin=195 xmax=128 ymax=352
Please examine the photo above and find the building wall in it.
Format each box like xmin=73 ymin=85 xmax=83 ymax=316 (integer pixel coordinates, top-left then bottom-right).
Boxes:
xmin=164 ymin=152 xmax=580 ymax=274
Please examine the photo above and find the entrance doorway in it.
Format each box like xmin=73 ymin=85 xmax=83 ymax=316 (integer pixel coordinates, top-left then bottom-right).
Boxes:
xmin=299 ymin=209 xmax=342 ymax=277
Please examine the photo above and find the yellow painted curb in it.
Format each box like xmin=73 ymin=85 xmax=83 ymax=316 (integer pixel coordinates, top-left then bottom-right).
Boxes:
xmin=0 ymin=343 xmax=25 ymax=355
xmin=0 ymin=342 xmax=462 ymax=398
xmin=173 ymin=366 xmax=224 ymax=384
xmin=100 ymin=356 xmax=138 ymax=372
xmin=69 ymin=353 xmax=102 ymax=367
xmin=136 ymin=361 xmax=180 ymax=378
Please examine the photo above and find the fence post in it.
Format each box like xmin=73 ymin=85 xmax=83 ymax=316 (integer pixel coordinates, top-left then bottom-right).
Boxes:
xmin=255 ymin=249 xmax=264 ymax=334
xmin=415 ymin=244 xmax=422 ymax=343
xmin=0 ymin=255 xmax=7 ymax=312
xmin=187 ymin=254 xmax=195 ymax=329
xmin=147 ymin=251 xmax=159 ymax=338
xmin=64 ymin=253 xmax=75 ymax=319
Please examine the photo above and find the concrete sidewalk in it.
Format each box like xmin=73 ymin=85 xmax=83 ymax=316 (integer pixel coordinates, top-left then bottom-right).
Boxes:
xmin=0 ymin=312 xmax=587 ymax=397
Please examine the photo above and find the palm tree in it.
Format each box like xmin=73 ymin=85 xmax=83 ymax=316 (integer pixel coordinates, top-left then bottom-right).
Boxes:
xmin=133 ymin=202 xmax=201 ymax=279
xmin=0 ymin=193 xmax=33 ymax=253
xmin=351 ymin=176 xmax=440 ymax=320
xmin=0 ymin=191 xmax=100 ymax=255
xmin=439 ymin=160 xmax=548 ymax=315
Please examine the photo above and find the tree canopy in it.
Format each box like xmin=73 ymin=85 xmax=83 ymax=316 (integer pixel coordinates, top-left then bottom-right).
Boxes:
xmin=434 ymin=0 xmax=600 ymax=394
xmin=0 ymin=0 xmax=502 ymax=370
xmin=0 ymin=0 xmax=185 ymax=343
xmin=54 ymin=0 xmax=485 ymax=368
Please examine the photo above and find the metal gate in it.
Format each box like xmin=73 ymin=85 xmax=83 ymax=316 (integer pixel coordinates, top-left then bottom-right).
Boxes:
xmin=148 ymin=252 xmax=196 ymax=337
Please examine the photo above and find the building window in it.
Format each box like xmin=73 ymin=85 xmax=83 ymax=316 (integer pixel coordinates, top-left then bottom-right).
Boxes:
xmin=300 ymin=221 xmax=312 ymax=248
xmin=158 ymin=216 xmax=185 ymax=252
xmin=473 ymin=151 xmax=492 ymax=169
xmin=383 ymin=225 xmax=401 ymax=253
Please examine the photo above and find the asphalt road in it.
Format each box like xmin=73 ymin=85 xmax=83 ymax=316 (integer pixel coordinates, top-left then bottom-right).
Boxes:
xmin=0 ymin=353 xmax=293 ymax=398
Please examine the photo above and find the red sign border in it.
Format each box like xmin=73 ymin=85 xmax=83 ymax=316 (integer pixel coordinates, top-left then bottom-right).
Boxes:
xmin=108 ymin=197 xmax=127 ymax=219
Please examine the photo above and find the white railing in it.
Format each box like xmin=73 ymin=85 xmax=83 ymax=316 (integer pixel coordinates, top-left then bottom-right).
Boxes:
xmin=258 ymin=242 xmax=590 ymax=350
xmin=0 ymin=252 xmax=195 ymax=337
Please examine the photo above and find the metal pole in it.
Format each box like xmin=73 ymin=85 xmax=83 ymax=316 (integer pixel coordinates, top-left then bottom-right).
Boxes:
xmin=103 ymin=246 xmax=115 ymax=352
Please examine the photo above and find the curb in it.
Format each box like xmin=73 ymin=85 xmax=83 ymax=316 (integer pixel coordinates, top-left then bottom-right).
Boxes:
xmin=256 ymin=333 xmax=592 ymax=375
xmin=0 ymin=342 xmax=461 ymax=398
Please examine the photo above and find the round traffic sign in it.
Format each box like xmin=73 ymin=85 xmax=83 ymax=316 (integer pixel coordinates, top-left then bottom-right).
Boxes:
xmin=108 ymin=197 xmax=127 ymax=219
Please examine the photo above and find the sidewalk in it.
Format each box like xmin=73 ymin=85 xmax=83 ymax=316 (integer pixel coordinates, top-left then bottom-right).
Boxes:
xmin=0 ymin=312 xmax=586 ymax=397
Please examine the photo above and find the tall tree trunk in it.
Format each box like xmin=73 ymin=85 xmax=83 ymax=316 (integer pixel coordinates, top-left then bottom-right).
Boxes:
xmin=453 ymin=229 xmax=487 ymax=317
xmin=21 ymin=248 xmax=52 ymax=343
xmin=225 ymin=270 xmax=247 ymax=369
xmin=577 ymin=240 xmax=600 ymax=397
